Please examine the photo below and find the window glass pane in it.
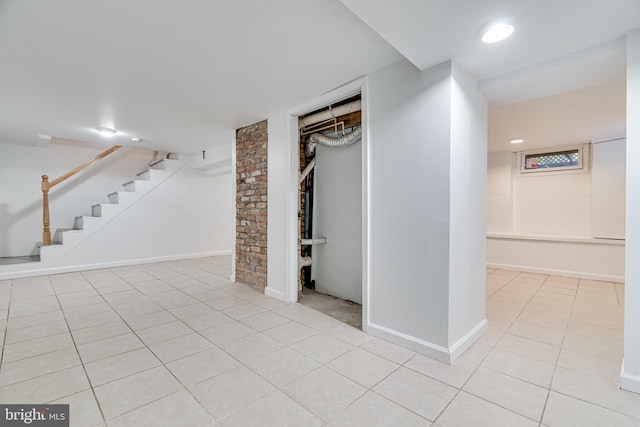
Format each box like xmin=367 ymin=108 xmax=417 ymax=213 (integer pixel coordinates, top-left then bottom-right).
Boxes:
xmin=524 ymin=149 xmax=580 ymax=170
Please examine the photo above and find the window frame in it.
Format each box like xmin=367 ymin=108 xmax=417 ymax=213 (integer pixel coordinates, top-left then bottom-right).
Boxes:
xmin=518 ymin=144 xmax=589 ymax=175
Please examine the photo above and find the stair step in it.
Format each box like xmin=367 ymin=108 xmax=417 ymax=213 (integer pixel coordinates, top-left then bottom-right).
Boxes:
xmin=122 ymin=178 xmax=154 ymax=192
xmin=108 ymin=191 xmax=134 ymax=204
xmin=74 ymin=216 xmax=100 ymax=230
xmin=91 ymin=203 xmax=121 ymax=217
xmin=53 ymin=228 xmax=83 ymax=244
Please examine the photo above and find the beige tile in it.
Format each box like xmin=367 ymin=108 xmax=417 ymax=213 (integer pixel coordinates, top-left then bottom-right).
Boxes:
xmin=463 ymin=367 xmax=548 ymax=421
xmin=562 ymin=333 xmax=623 ymax=362
xmin=9 ymin=295 xmax=60 ymax=317
xmin=71 ymin=320 xmax=131 ymax=345
xmin=78 ymin=333 xmax=144 ymax=363
xmin=322 ymin=322 xmax=370 ymax=346
xmin=67 ymin=310 xmax=121 ymax=331
xmin=262 ymin=320 xmax=318 ymax=345
xmin=169 ymin=302 xmax=216 ymax=319
xmin=249 ymin=347 xmax=319 ymax=387
xmin=2 ymin=331 xmax=74 ymax=363
xmin=191 ymin=365 xmax=275 ymax=420
xmin=136 ymin=320 xmax=193 ymax=345
xmin=374 ymin=367 xmax=457 ymax=421
xmin=359 ymin=336 xmax=416 ymax=364
xmin=283 ymin=367 xmax=366 ymax=422
xmin=436 ymin=391 xmax=537 ymax=427
xmin=6 ymin=310 xmax=65 ymax=330
xmin=206 ymin=296 xmax=248 ymax=310
xmin=481 ymin=347 xmax=555 ymax=387
xmin=0 ymin=347 xmax=81 ymax=386
xmin=507 ymin=321 xmax=565 ymax=346
xmin=108 ymin=390 xmax=213 ymax=427
xmin=181 ymin=310 xmax=233 ymax=331
xmin=240 ymin=311 xmax=290 ymax=331
xmin=551 ymin=366 xmax=640 ymax=419
xmin=0 ymin=366 xmax=90 ymax=403
xmin=218 ymin=332 xmax=283 ymax=364
xmin=149 ymin=333 xmax=214 ymax=363
xmin=85 ymin=348 xmax=161 ymax=386
xmin=166 ymin=346 xmax=240 ymax=385
xmin=405 ymin=353 xmax=477 ymax=388
xmin=94 ymin=366 xmax=182 ymax=419
xmin=547 ymin=275 xmax=580 ymax=284
xmin=292 ymin=333 xmax=355 ymax=364
xmin=556 ymin=347 xmax=620 ymax=375
xmin=542 ymin=391 xmax=640 ymax=427
xmin=326 ymin=391 xmax=430 ymax=427
xmin=221 ymin=303 xmax=267 ymax=320
xmin=5 ymin=319 xmax=69 ymax=344
xmin=219 ymin=390 xmax=322 ymax=427
xmin=327 ymin=348 xmax=399 ymax=388
xmin=200 ymin=321 xmax=256 ymax=344
xmin=51 ymin=389 xmax=104 ymax=427
xmin=125 ymin=310 xmax=177 ymax=331
xmin=496 ymin=334 xmax=560 ymax=364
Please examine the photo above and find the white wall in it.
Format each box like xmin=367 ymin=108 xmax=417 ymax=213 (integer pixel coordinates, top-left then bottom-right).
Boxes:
xmin=312 ymin=136 xmax=362 ymax=304
xmin=50 ymin=165 xmax=233 ymax=268
xmin=487 ymin=151 xmax=514 ymax=233
xmin=486 ymin=142 xmax=626 ymax=280
xmin=622 ymin=28 xmax=640 ymax=394
xmin=0 ymin=140 xmax=233 ymax=270
xmin=448 ymin=63 xmax=487 ymax=349
xmin=0 ymin=141 xmax=151 ymax=257
xmin=366 ymin=60 xmax=486 ymax=361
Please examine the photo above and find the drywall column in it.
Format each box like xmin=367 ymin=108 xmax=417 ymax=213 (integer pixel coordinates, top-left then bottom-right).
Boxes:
xmin=622 ymin=28 xmax=640 ymax=393
xmin=367 ymin=60 xmax=487 ymax=363
xmin=235 ymin=120 xmax=268 ymax=289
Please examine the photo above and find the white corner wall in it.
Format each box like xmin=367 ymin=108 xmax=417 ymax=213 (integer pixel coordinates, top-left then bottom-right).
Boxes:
xmin=448 ymin=63 xmax=487 ymax=352
xmin=367 ymin=60 xmax=486 ymax=362
xmin=487 ymin=151 xmax=514 ymax=233
xmin=0 ymin=141 xmax=233 ymax=273
xmin=622 ymin=28 xmax=640 ymax=394
xmin=0 ymin=142 xmax=152 ymax=257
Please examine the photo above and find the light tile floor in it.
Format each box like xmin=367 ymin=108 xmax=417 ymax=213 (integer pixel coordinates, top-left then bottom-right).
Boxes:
xmin=0 ymin=258 xmax=638 ymax=426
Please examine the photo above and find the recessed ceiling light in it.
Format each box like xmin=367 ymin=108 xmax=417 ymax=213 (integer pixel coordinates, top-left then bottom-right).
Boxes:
xmin=131 ymin=137 xmax=142 ymax=142
xmin=510 ymin=138 xmax=524 ymax=144
xmin=97 ymin=127 xmax=117 ymax=137
xmin=480 ymin=17 xmax=515 ymax=44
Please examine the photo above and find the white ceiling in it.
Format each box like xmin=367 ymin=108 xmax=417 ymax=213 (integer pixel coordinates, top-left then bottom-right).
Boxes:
xmin=1 ymin=0 xmax=638 ymax=153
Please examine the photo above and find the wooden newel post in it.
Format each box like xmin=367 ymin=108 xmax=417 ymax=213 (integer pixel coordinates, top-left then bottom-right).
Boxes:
xmin=42 ymin=175 xmax=51 ymax=246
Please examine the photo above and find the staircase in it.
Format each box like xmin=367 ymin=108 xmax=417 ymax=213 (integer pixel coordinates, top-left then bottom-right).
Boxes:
xmin=0 ymin=154 xmax=189 ymax=276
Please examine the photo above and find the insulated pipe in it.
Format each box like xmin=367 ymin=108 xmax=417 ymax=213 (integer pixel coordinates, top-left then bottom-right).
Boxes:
xmin=305 ymin=126 xmax=362 ymax=158
xmin=299 ymin=157 xmax=316 ymax=184
xmin=298 ymin=100 xmax=362 ymax=129
xmin=299 ymin=255 xmax=312 ymax=268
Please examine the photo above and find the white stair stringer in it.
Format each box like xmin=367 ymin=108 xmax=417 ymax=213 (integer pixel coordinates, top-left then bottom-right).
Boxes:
xmin=35 ymin=156 xmax=190 ymax=267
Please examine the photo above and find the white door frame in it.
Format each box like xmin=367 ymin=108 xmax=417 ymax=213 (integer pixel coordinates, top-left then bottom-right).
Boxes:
xmin=285 ymin=77 xmax=370 ymax=331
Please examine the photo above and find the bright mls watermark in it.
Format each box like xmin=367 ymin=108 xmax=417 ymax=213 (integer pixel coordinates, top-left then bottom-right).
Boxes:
xmin=0 ymin=405 xmax=69 ymax=426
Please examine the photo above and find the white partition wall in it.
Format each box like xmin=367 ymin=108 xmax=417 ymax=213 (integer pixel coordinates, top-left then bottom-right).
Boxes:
xmin=622 ymin=28 xmax=640 ymax=394
xmin=366 ymin=60 xmax=487 ymax=362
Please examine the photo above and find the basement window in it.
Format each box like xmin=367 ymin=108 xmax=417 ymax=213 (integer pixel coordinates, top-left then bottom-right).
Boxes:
xmin=519 ymin=145 xmax=586 ymax=174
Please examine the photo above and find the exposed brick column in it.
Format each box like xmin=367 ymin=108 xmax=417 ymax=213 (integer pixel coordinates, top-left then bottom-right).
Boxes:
xmin=235 ymin=120 xmax=268 ymax=289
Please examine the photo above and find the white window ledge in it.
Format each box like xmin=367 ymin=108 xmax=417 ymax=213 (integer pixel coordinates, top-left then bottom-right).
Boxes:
xmin=487 ymin=233 xmax=625 ymax=246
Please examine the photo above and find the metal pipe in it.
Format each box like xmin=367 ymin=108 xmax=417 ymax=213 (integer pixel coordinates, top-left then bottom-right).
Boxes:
xmin=299 ymin=157 xmax=317 ymax=184
xmin=298 ymin=100 xmax=362 ymax=129
xmin=305 ymin=126 xmax=362 ymax=158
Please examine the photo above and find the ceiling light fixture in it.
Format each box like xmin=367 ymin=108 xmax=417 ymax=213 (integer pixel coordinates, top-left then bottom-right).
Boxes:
xmin=510 ymin=138 xmax=524 ymax=144
xmin=131 ymin=137 xmax=142 ymax=142
xmin=97 ymin=127 xmax=117 ymax=137
xmin=480 ymin=17 xmax=515 ymax=44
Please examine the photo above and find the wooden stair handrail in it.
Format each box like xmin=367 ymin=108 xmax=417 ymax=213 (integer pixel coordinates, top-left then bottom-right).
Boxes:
xmin=41 ymin=145 xmax=122 ymax=246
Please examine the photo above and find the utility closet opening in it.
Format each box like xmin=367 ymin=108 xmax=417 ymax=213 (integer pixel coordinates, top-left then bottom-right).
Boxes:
xmin=297 ymin=94 xmax=363 ymax=330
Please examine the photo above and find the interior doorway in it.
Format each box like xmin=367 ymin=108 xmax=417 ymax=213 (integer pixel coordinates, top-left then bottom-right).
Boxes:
xmin=295 ymin=93 xmax=364 ymax=330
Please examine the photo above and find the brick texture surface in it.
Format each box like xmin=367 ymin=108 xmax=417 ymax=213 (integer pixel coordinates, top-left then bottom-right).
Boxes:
xmin=235 ymin=120 xmax=268 ymax=288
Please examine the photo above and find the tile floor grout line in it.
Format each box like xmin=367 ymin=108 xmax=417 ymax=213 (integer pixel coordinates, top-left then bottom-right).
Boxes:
xmin=48 ymin=273 xmax=109 ymax=427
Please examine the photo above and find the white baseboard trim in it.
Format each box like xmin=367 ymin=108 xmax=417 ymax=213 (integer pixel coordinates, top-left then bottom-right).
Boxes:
xmin=366 ymin=323 xmax=448 ymax=363
xmin=229 ymin=274 xmax=236 ymax=282
xmin=367 ymin=319 xmax=488 ymax=364
xmin=486 ymin=262 xmax=624 ymax=283
xmin=620 ymin=360 xmax=640 ymax=394
xmin=449 ymin=319 xmax=488 ymax=362
xmin=264 ymin=286 xmax=288 ymax=302
xmin=0 ymin=250 xmax=232 ymax=280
